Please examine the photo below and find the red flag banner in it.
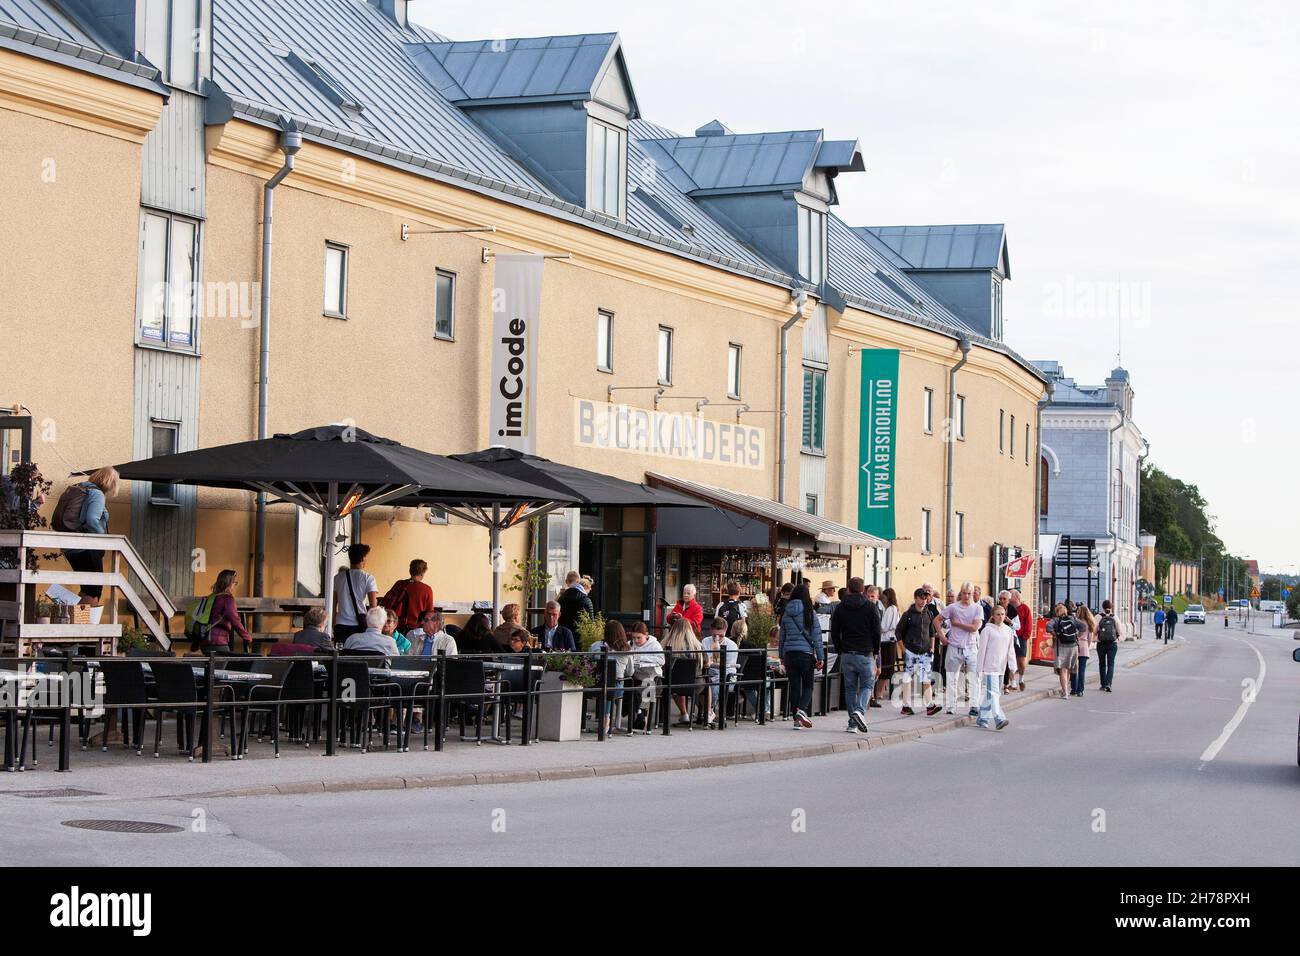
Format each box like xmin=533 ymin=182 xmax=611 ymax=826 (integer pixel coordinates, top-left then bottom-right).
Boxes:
xmin=1005 ymin=555 xmax=1034 ymax=578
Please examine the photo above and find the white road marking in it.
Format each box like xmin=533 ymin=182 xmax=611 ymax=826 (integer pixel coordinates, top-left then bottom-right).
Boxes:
xmin=1198 ymin=636 xmax=1266 ymax=766
xmin=1086 ymin=710 xmax=1133 ymax=715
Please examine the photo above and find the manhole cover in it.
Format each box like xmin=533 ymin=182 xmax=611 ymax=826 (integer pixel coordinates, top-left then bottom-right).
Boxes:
xmin=5 ymin=788 xmax=104 ymax=799
xmin=61 ymin=820 xmax=183 ymax=834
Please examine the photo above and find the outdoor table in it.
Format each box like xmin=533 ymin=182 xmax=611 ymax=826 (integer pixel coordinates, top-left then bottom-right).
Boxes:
xmin=1 ymin=670 xmax=68 ymax=772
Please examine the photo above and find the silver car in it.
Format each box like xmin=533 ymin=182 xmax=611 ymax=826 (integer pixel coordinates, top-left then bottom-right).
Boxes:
xmin=1184 ymin=604 xmax=1206 ymax=624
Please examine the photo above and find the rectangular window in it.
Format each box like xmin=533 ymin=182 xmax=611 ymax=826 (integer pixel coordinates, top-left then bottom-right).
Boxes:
xmin=955 ymin=394 xmax=966 ymax=440
xmin=137 ymin=210 xmax=198 ymax=350
xmin=596 ymin=310 xmax=614 ymax=372
xmin=797 ymin=206 xmax=826 ymax=284
xmin=727 ymin=343 xmax=742 ymax=399
xmin=999 ymin=409 xmax=1005 ymax=452
xmin=992 ymin=279 xmax=1003 ymax=340
xmin=801 ymin=366 xmax=826 ymax=454
xmin=921 ymin=508 xmax=932 ymax=554
xmin=149 ymin=420 xmax=179 ymax=503
xmin=657 ymin=326 xmax=673 ymax=385
xmin=434 ymin=269 xmax=455 ymax=340
xmin=323 ymin=242 xmax=348 ymax=318
xmin=1025 ymin=423 xmax=1030 ymax=464
xmin=923 ymin=387 xmax=934 ymax=434
xmin=588 ymin=119 xmax=626 ymax=219
xmin=955 ymin=511 xmax=965 ymax=555
xmin=1010 ymin=414 xmax=1016 ymax=459
xmin=805 ymin=494 xmax=818 ymax=515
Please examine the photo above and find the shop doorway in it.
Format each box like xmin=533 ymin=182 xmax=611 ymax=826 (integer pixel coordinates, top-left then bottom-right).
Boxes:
xmin=591 ymin=531 xmax=653 ymax=629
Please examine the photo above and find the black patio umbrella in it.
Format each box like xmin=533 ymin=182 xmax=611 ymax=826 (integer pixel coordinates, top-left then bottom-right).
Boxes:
xmin=114 ymin=425 xmax=568 ymax=630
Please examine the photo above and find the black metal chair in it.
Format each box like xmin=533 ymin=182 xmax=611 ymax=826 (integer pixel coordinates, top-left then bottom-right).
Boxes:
xmin=734 ymin=650 xmax=767 ymax=722
xmin=665 ymin=657 xmax=699 ymax=730
xmin=149 ymin=661 xmax=234 ymax=760
xmin=91 ymin=660 xmax=150 ymax=754
xmin=442 ymin=658 xmax=504 ymax=745
xmin=334 ymin=659 xmax=400 ymax=752
xmin=242 ymin=659 xmax=314 ymax=756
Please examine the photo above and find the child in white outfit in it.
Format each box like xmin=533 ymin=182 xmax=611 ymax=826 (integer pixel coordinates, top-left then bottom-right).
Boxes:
xmin=976 ymin=606 xmax=1016 ymax=730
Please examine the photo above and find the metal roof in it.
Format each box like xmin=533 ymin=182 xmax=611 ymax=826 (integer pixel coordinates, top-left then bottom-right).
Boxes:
xmin=406 ymin=33 xmax=633 ymax=109
xmin=0 ymin=1 xmax=163 ymax=90
xmin=861 ymin=224 xmax=1009 ymax=277
xmin=642 ymin=129 xmax=825 ymax=194
xmin=646 ymin=473 xmax=890 ymax=549
xmin=0 ymin=0 xmax=94 ymax=42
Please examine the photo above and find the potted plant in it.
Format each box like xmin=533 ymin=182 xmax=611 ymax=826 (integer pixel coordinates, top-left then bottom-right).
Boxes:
xmin=116 ymin=628 xmax=152 ymax=655
xmin=538 ymin=653 xmax=596 ymax=741
xmin=35 ymin=597 xmax=54 ymax=625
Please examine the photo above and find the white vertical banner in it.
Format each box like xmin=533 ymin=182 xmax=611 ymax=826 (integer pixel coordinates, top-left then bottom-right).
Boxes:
xmin=489 ymin=254 xmax=544 ymax=452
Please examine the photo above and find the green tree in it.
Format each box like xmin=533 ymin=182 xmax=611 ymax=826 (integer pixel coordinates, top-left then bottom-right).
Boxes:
xmin=1260 ymin=577 xmax=1283 ymax=602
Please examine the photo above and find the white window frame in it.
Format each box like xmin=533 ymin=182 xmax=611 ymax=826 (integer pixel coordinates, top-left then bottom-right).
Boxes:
xmin=797 ymin=205 xmax=827 ymax=285
xmin=805 ymin=494 xmax=819 ymax=516
xmin=992 ymin=278 xmax=1003 ymax=340
xmin=587 ymin=118 xmax=627 ymax=220
xmin=596 ymin=310 xmax=614 ymax=372
xmin=323 ymin=241 xmax=349 ymax=319
xmin=921 ymin=508 xmax=932 ymax=554
xmin=434 ymin=268 xmax=456 ymax=341
xmin=1025 ymin=423 xmax=1031 ymax=464
xmin=923 ymin=387 xmax=934 ymax=434
xmin=1010 ymin=414 xmax=1016 ymax=459
xmin=136 ymin=208 xmax=200 ymax=352
xmin=801 ymin=365 xmax=827 ymax=455
xmin=999 ymin=409 xmax=1005 ymax=453
xmin=954 ymin=511 xmax=965 ymax=556
xmin=955 ymin=394 xmax=966 ymax=441
xmin=657 ymin=326 xmax=674 ymax=386
xmin=148 ymin=419 xmax=180 ymax=505
xmin=142 ymin=0 xmax=201 ymax=89
xmin=727 ymin=343 xmax=742 ymax=399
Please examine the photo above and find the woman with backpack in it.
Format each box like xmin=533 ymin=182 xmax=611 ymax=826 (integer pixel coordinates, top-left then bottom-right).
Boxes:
xmin=779 ymin=581 xmax=823 ymax=729
xmin=1050 ymin=603 xmax=1082 ymax=699
xmin=55 ymin=466 xmax=118 ymax=605
xmin=1073 ymin=605 xmax=1098 ymax=697
xmin=204 ymin=569 xmax=251 ymax=653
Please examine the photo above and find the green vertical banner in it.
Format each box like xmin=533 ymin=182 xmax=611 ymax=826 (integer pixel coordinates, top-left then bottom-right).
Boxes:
xmin=858 ymin=348 xmax=899 ymax=539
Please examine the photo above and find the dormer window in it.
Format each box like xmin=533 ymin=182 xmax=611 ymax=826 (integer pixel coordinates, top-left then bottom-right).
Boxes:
xmin=141 ymin=0 xmax=201 ymax=89
xmin=588 ymin=118 xmax=627 ymax=219
xmin=798 ymin=206 xmax=826 ymax=285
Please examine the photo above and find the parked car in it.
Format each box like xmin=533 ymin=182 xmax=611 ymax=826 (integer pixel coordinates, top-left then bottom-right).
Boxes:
xmin=1184 ymin=604 xmax=1206 ymax=623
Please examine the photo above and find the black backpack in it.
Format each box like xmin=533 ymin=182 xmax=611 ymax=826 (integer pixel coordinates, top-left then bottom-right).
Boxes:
xmin=1097 ymin=614 xmax=1119 ymax=643
xmin=53 ymin=483 xmax=89 ymax=532
xmin=716 ymin=598 xmax=742 ymax=630
xmin=1055 ymin=617 xmax=1079 ymax=644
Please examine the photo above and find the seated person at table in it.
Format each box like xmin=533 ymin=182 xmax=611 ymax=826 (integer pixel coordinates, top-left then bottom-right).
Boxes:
xmin=662 ymin=616 xmax=704 ymax=726
xmin=406 ymin=610 xmax=458 ymax=656
xmin=589 ymin=619 xmax=634 ymax=735
xmin=491 ymin=603 xmax=525 ymax=650
xmin=530 ymin=600 xmax=577 ymax=651
xmin=382 ymin=608 xmax=412 ymax=654
xmin=629 ymin=621 xmax=663 ymax=728
xmin=342 ymin=606 xmax=399 ymax=656
xmin=457 ymin=612 xmax=506 ymax=655
xmin=292 ymin=607 xmax=334 ymax=652
xmin=700 ymin=616 xmax=739 ymax=726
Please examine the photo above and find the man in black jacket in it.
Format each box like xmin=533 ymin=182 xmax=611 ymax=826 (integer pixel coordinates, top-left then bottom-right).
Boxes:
xmin=830 ymin=577 xmax=882 ymax=734
xmin=557 ymin=570 xmax=594 ymax=631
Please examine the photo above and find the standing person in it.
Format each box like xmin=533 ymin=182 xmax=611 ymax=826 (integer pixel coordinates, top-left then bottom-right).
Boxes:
xmin=830 ymin=577 xmax=881 ymax=734
xmin=815 ymin=580 xmax=838 ymax=608
xmin=1152 ymin=604 xmax=1165 ymax=642
xmin=716 ymin=580 xmax=745 ymax=632
xmin=56 ymin=466 xmax=119 ymax=606
xmin=1073 ymin=605 xmax=1097 ymax=696
xmin=1165 ymin=607 xmax=1178 ymax=643
xmin=557 ymin=571 xmax=593 ymax=630
xmin=1050 ymin=603 xmax=1081 ymax=699
xmin=773 ymin=582 xmax=794 ymax=618
xmin=874 ymin=587 xmax=900 ymax=708
xmin=530 ymin=600 xmax=577 ymax=651
xmin=975 ymin=605 xmax=1015 ymax=731
xmin=662 ymin=616 xmax=704 ymax=725
xmin=897 ymin=588 xmax=942 ymax=717
xmin=1095 ymin=600 xmax=1121 ymax=692
xmin=779 ymin=581 xmax=823 ymax=729
xmin=204 ymin=568 xmax=252 ymax=653
xmin=995 ymin=591 xmax=1013 ymax=690
xmin=1008 ymin=589 xmax=1032 ymax=690
xmin=670 ymin=584 xmax=705 ymax=635
xmin=938 ymin=582 xmax=984 ymax=717
xmin=332 ymin=543 xmax=378 ymax=643
xmin=379 ymin=559 xmax=434 ymax=632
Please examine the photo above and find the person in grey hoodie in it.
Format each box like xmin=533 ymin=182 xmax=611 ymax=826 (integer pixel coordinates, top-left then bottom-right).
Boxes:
xmin=779 ymin=582 xmax=823 ymax=728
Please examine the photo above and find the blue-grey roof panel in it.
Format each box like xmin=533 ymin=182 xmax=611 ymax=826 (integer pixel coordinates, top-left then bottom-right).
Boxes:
xmin=0 ymin=0 xmax=97 ymax=43
xmin=866 ymin=223 xmax=1007 ymax=272
xmin=647 ymin=129 xmax=823 ymax=192
xmin=410 ymin=33 xmax=617 ymax=102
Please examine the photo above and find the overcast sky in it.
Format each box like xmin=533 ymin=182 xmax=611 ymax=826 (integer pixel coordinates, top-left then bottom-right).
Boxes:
xmin=411 ymin=0 xmax=1299 ymax=572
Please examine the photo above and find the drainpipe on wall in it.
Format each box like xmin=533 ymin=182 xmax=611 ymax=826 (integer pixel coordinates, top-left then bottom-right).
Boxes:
xmin=942 ymin=335 xmax=972 ymax=594
xmin=1107 ymin=409 xmax=1125 ymax=615
xmin=1034 ymin=380 xmax=1053 ymax=611
xmin=1135 ymin=437 xmax=1150 ymax=632
xmin=777 ymin=288 xmax=808 ymax=505
xmin=252 ymin=121 xmax=303 ymax=605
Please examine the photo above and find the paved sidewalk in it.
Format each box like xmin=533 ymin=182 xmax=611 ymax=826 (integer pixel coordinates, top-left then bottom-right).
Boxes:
xmin=0 ymin=638 xmax=1175 ymax=801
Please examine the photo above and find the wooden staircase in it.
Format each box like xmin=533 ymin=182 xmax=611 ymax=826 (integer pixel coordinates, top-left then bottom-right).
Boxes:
xmin=0 ymin=530 xmax=178 ymax=656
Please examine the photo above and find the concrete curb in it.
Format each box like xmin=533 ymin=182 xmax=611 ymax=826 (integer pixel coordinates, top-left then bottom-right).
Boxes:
xmin=167 ymin=644 xmax=1173 ymax=801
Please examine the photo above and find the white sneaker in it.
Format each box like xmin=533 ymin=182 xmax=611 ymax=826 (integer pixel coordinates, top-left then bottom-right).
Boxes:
xmin=850 ymin=710 xmax=869 ymax=733
xmin=845 ymin=724 xmax=860 ymax=734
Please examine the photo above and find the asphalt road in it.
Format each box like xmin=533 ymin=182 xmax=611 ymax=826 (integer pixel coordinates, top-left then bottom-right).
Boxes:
xmin=3 ymin=614 xmax=1297 ymax=866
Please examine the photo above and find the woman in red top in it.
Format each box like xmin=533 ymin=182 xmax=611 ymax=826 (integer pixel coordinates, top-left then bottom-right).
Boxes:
xmin=670 ymin=583 xmax=704 ymax=635
xmin=206 ymin=569 xmax=252 ymax=652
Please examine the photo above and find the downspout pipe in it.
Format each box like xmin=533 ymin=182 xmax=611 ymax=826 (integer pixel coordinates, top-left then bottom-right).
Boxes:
xmin=1034 ymin=380 xmax=1053 ymax=609
xmin=1107 ymin=408 xmax=1126 ymax=616
xmin=777 ymin=288 xmax=808 ymax=505
xmin=253 ymin=121 xmax=303 ymax=604
xmin=942 ymin=335 xmax=972 ymax=594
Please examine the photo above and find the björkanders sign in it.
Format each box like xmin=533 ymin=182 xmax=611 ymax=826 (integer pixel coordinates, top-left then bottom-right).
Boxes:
xmin=574 ymin=399 xmax=765 ymax=469
xmin=857 ymin=348 xmax=898 ymax=539
xmin=489 ymin=255 xmax=544 ymax=453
